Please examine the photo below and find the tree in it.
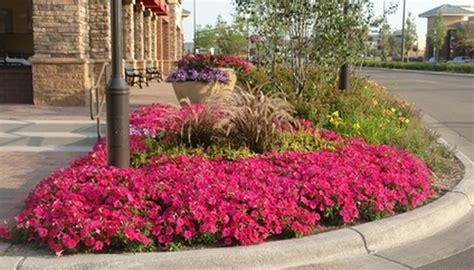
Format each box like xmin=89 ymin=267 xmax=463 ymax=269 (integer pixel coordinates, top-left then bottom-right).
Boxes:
xmin=379 ymin=19 xmax=391 ymax=61
xmin=195 ymin=24 xmax=217 ymax=51
xmin=429 ymin=11 xmax=447 ymax=58
xmin=236 ymin=0 xmax=384 ymax=96
xmin=194 ymin=17 xmax=248 ymax=55
xmin=215 ymin=16 xmax=248 ymax=55
xmin=403 ymin=12 xmax=417 ymax=61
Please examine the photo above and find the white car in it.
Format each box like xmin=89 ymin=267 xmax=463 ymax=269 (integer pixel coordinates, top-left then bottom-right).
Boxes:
xmin=452 ymin=56 xmax=472 ymax=64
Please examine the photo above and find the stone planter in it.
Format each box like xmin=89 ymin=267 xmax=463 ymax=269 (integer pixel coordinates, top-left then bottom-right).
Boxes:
xmin=171 ymin=68 xmax=237 ymax=104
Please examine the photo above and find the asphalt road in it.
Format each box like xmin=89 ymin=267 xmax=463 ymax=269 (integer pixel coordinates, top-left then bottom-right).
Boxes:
xmin=362 ymin=68 xmax=474 ymax=144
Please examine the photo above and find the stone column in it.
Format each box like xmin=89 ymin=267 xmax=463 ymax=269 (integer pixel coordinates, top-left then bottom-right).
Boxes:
xmin=89 ymin=0 xmax=111 ymax=94
xmin=151 ymin=15 xmax=157 ymax=67
xmin=134 ymin=2 xmax=145 ymax=69
xmin=31 ymin=0 xmax=91 ymax=105
xmin=123 ymin=0 xmax=135 ymax=68
xmin=156 ymin=16 xmax=164 ymax=72
xmin=162 ymin=20 xmax=171 ymax=74
xmin=143 ymin=9 xmax=152 ymax=67
xmin=168 ymin=1 xmax=178 ymax=64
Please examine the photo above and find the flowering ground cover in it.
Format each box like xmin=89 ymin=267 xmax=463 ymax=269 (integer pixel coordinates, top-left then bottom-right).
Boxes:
xmin=0 ymin=101 xmax=434 ymax=256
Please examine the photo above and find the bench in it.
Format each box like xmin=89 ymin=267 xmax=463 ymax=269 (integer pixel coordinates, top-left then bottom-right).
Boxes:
xmin=146 ymin=64 xmax=164 ymax=83
xmin=124 ymin=64 xmax=148 ymax=88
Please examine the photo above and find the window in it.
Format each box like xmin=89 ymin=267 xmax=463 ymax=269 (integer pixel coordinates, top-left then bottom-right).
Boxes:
xmin=0 ymin=9 xmax=13 ymax=34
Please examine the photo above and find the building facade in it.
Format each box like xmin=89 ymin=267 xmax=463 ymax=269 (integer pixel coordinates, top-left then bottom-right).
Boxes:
xmin=419 ymin=4 xmax=474 ymax=60
xmin=0 ymin=0 xmax=189 ymax=105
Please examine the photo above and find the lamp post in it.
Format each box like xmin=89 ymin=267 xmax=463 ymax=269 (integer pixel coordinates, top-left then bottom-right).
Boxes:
xmin=338 ymin=0 xmax=350 ymax=91
xmin=107 ymin=0 xmax=130 ymax=168
xmin=193 ymin=0 xmax=197 ymax=54
xmin=400 ymin=0 xmax=406 ymax=62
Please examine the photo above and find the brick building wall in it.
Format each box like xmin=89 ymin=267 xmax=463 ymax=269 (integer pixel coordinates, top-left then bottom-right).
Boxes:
xmin=24 ymin=0 xmax=187 ymax=106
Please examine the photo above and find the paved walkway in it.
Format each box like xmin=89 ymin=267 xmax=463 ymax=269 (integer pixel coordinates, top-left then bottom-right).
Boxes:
xmin=0 ymin=81 xmax=178 ymax=120
xmin=0 ymin=81 xmax=178 ymax=228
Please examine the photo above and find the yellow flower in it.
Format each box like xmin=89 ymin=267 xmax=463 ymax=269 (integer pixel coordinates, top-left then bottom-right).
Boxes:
xmin=352 ymin=123 xmax=361 ymax=130
xmin=390 ymin=107 xmax=396 ymax=113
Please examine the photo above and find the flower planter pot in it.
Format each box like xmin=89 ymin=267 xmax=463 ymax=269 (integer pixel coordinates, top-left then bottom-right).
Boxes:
xmin=171 ymin=68 xmax=237 ymax=104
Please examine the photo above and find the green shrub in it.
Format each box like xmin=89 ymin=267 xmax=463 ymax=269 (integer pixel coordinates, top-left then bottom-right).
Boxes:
xmin=239 ymin=67 xmax=456 ymax=176
xmin=363 ymin=60 xmax=474 ymax=74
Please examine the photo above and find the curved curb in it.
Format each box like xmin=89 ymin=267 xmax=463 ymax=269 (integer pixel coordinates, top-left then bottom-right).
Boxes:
xmin=4 ymin=150 xmax=472 ymax=270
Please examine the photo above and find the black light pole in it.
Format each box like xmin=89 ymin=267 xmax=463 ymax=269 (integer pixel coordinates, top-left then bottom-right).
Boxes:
xmin=107 ymin=0 xmax=130 ymax=168
xmin=400 ymin=0 xmax=406 ymax=62
xmin=193 ymin=0 xmax=197 ymax=54
xmin=339 ymin=0 xmax=350 ymax=91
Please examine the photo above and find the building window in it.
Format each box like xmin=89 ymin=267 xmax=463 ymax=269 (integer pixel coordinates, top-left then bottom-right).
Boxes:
xmin=0 ymin=9 xmax=13 ymax=34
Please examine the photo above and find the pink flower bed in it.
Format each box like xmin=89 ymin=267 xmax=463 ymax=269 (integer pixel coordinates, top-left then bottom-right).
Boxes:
xmin=0 ymin=103 xmax=432 ymax=255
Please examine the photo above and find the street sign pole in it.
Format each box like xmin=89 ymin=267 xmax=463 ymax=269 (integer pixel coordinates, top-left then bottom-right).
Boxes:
xmin=107 ymin=0 xmax=130 ymax=168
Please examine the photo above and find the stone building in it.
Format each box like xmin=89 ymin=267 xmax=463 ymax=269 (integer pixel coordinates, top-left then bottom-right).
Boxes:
xmin=0 ymin=0 xmax=189 ymax=105
xmin=419 ymin=4 xmax=474 ymax=60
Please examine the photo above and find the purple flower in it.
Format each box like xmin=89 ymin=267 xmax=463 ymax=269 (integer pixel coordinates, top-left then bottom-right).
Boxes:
xmin=166 ymin=68 xmax=229 ymax=83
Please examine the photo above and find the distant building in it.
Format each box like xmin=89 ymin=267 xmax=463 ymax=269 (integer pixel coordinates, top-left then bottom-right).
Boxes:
xmin=419 ymin=4 xmax=474 ymax=59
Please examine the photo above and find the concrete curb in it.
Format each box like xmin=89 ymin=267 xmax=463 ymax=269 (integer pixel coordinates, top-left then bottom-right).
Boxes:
xmin=364 ymin=67 xmax=474 ymax=78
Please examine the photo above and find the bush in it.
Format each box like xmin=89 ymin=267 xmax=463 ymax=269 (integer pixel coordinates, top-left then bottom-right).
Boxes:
xmin=363 ymin=60 xmax=474 ymax=74
xmin=239 ymin=68 xmax=456 ymax=176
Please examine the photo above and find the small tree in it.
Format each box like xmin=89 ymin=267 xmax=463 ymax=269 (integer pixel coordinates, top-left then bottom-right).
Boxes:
xmin=403 ymin=12 xmax=417 ymax=61
xmin=236 ymin=0 xmax=383 ymax=96
xmin=380 ymin=19 xmax=391 ymax=61
xmin=195 ymin=24 xmax=217 ymax=51
xmin=215 ymin=16 xmax=248 ymax=55
xmin=429 ymin=11 xmax=447 ymax=58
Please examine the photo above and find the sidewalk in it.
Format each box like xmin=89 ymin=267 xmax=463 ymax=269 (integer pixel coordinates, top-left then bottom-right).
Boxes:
xmin=0 ymin=81 xmax=178 ymax=120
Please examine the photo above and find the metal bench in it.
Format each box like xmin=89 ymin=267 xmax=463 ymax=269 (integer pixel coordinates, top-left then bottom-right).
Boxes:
xmin=146 ymin=64 xmax=164 ymax=83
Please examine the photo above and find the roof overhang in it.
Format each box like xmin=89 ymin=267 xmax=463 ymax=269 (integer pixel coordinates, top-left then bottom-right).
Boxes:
xmin=142 ymin=0 xmax=168 ymax=16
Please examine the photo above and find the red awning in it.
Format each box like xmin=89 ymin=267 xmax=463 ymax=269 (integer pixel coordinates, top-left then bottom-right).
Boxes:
xmin=142 ymin=0 xmax=168 ymax=16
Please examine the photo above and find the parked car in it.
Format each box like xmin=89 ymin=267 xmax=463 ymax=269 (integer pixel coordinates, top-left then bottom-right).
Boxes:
xmin=451 ymin=56 xmax=472 ymax=64
xmin=427 ymin=57 xmax=445 ymax=63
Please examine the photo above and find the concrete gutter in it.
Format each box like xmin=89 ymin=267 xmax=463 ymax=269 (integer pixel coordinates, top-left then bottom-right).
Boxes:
xmin=363 ymin=67 xmax=474 ymax=78
xmin=1 ymin=119 xmax=473 ymax=270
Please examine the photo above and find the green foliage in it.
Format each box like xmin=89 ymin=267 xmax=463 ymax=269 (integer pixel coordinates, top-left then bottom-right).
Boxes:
xmin=195 ymin=16 xmax=248 ymax=55
xmin=235 ymin=0 xmax=385 ymax=95
xmin=213 ymin=85 xmax=296 ymax=153
xmin=429 ymin=11 xmax=447 ymax=58
xmin=404 ymin=12 xmax=417 ymax=59
xmin=239 ymin=67 xmax=456 ymax=176
xmin=363 ymin=60 xmax=474 ymax=74
xmin=379 ymin=19 xmax=391 ymax=61
xmin=195 ymin=24 xmax=217 ymax=50
xmin=270 ymin=132 xmax=341 ymax=153
xmin=130 ymin=131 xmax=340 ymax=168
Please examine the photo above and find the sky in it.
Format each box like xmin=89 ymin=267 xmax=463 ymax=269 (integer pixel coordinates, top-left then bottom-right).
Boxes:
xmin=181 ymin=0 xmax=474 ymax=42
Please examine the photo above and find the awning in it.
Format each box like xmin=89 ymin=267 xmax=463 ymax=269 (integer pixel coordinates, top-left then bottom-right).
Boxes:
xmin=142 ymin=0 xmax=168 ymax=16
